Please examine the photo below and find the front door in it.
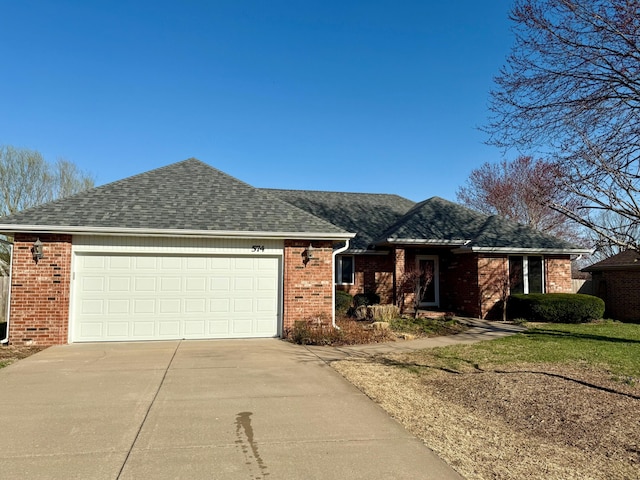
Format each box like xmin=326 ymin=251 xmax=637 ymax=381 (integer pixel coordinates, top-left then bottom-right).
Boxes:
xmin=416 ymin=255 xmax=439 ymax=307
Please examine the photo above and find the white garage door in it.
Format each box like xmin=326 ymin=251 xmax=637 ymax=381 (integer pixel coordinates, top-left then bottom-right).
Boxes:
xmin=72 ymin=253 xmax=280 ymax=342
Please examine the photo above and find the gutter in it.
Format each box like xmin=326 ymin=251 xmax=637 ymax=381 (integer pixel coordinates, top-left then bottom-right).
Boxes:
xmin=0 ymin=224 xmax=355 ymax=241
xmin=452 ymin=246 xmax=592 ymax=255
xmin=332 ymin=240 xmax=351 ymax=329
xmin=384 ymin=238 xmax=468 ymax=246
xmin=1 ymin=240 xmax=12 ymax=344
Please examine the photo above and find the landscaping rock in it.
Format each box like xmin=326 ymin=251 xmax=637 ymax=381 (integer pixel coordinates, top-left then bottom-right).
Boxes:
xmin=371 ymin=321 xmax=390 ymax=331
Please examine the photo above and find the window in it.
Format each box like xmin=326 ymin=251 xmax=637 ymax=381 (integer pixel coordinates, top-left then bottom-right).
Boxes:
xmin=335 ymin=255 xmax=354 ymax=285
xmin=509 ymin=256 xmax=544 ymax=294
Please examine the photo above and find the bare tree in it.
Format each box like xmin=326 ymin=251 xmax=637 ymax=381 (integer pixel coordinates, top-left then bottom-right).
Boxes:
xmin=0 ymin=145 xmax=94 ymax=273
xmin=588 ymin=211 xmax=640 ymax=261
xmin=396 ymin=264 xmax=434 ymax=318
xmin=457 ymin=156 xmax=583 ymax=242
xmin=486 ymin=0 xmax=640 ymax=251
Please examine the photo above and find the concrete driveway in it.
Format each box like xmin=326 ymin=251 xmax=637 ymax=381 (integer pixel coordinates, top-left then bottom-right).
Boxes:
xmin=0 ymin=339 xmax=462 ymax=479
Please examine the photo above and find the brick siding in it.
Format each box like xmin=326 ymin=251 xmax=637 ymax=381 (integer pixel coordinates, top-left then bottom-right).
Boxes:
xmin=477 ymin=255 xmax=509 ymax=319
xmin=282 ymin=240 xmax=334 ymax=334
xmin=592 ymin=271 xmax=640 ymax=322
xmin=337 ymin=254 xmax=394 ymax=303
xmin=8 ymin=233 xmax=72 ymax=345
xmin=443 ymin=253 xmax=481 ymax=318
xmin=545 ymin=256 xmax=573 ymax=293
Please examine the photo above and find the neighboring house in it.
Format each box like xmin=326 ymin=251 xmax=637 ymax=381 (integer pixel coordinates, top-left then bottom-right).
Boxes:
xmin=268 ymin=190 xmax=589 ymax=319
xmin=0 ymin=159 xmax=588 ymax=346
xmin=582 ymin=250 xmax=640 ymax=322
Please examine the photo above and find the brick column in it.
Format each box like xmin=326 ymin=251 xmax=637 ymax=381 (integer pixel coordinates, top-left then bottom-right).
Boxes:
xmin=393 ymin=247 xmax=406 ymax=307
xmin=545 ymin=255 xmax=572 ymax=293
xmin=282 ymin=240 xmax=333 ymax=335
xmin=9 ymin=233 xmax=72 ymax=345
xmin=477 ymin=255 xmax=508 ymax=319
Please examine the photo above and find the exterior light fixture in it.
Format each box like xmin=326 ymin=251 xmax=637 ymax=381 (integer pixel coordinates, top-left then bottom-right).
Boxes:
xmin=302 ymin=243 xmax=316 ymax=265
xmin=32 ymin=238 xmax=44 ymax=262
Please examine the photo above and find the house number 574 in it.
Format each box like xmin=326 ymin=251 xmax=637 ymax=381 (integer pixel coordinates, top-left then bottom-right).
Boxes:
xmin=252 ymin=245 xmax=265 ymax=252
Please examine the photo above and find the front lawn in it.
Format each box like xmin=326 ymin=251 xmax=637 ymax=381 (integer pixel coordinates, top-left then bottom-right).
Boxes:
xmin=333 ymin=320 xmax=640 ymax=480
xmin=409 ymin=320 xmax=640 ymax=381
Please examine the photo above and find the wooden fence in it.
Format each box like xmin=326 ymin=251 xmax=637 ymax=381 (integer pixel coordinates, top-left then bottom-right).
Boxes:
xmin=572 ymin=278 xmax=592 ymax=295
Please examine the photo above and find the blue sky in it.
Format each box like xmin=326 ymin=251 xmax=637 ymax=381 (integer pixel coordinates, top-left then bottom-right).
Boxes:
xmin=1 ymin=0 xmax=515 ymax=202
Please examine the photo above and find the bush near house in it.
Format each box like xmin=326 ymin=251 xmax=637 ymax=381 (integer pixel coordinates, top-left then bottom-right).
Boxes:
xmin=353 ymin=292 xmax=381 ymax=308
xmin=508 ymin=293 xmax=605 ymax=324
xmin=335 ymin=290 xmax=353 ymax=314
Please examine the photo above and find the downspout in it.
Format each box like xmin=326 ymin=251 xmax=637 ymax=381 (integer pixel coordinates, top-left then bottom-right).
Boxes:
xmin=1 ymin=240 xmax=13 ymax=344
xmin=332 ymin=240 xmax=351 ymax=328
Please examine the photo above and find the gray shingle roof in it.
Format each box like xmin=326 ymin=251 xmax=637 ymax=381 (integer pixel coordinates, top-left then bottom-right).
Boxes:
xmin=379 ymin=197 xmax=585 ymax=252
xmin=0 ymin=159 xmax=351 ymax=237
xmin=265 ymin=189 xmax=415 ymax=250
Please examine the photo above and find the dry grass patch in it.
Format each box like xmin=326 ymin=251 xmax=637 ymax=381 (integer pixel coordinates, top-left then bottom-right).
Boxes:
xmin=0 ymin=345 xmax=47 ymax=368
xmin=333 ymin=322 xmax=640 ymax=480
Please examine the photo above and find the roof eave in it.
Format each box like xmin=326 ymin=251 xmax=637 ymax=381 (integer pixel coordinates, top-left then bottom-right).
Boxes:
xmin=582 ymin=264 xmax=640 ymax=272
xmin=380 ymin=238 xmax=470 ymax=246
xmin=0 ymin=224 xmax=356 ymax=241
xmin=453 ymin=246 xmax=592 ymax=255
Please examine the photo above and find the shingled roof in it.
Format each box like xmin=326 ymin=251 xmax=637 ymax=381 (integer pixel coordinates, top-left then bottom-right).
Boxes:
xmin=0 ymin=159 xmax=352 ymax=238
xmin=378 ymin=197 xmax=586 ymax=253
xmin=265 ymin=189 xmax=415 ymax=250
xmin=582 ymin=249 xmax=640 ymax=271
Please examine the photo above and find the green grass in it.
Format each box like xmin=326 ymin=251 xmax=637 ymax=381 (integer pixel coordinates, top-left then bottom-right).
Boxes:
xmin=405 ymin=321 xmax=640 ymax=379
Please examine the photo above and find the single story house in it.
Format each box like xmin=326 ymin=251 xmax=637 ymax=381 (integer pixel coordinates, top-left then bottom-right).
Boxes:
xmin=0 ymin=159 xmax=589 ymax=345
xmin=582 ymin=250 xmax=640 ymax=322
xmin=267 ymin=189 xmax=589 ymax=318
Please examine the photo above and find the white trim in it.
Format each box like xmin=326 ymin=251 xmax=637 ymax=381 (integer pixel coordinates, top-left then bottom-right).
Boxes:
xmin=0 ymin=224 xmax=355 ymax=241
xmin=387 ymin=238 xmax=468 ymax=245
xmin=454 ymin=246 xmax=591 ymax=255
xmin=69 ymin=236 xmax=285 ymax=342
xmin=1 ymin=242 xmax=13 ymax=344
xmin=331 ymin=240 xmax=350 ymax=328
xmin=416 ymin=255 xmax=440 ymax=308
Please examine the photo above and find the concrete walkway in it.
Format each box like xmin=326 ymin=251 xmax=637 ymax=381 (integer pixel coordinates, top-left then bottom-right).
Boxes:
xmin=0 ymin=338 xmax=464 ymax=480
xmin=306 ymin=318 xmax=526 ymax=362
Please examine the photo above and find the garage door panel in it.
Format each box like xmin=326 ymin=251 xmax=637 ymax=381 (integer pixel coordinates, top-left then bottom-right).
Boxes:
xmin=133 ymin=299 xmax=155 ymax=314
xmin=159 ymin=321 xmax=180 ymax=336
xmin=161 ymin=257 xmax=182 ymax=269
xmin=110 ymin=256 xmax=132 ymax=269
xmin=81 ymin=277 xmax=105 ymax=292
xmin=109 ymin=277 xmax=131 ymax=292
xmin=134 ymin=277 xmax=157 ymax=292
xmin=159 ymin=298 xmax=181 ymax=314
xmin=135 ymin=256 xmax=157 ymax=269
xmin=108 ymin=299 xmax=130 ymax=314
xmin=160 ymin=277 xmax=181 ymax=292
xmin=186 ymin=277 xmax=206 ymax=291
xmin=73 ymin=253 xmax=281 ymax=342
xmin=133 ymin=321 xmax=155 ymax=337
xmin=81 ymin=299 xmax=105 ymax=315
xmin=107 ymin=322 xmax=129 ymax=337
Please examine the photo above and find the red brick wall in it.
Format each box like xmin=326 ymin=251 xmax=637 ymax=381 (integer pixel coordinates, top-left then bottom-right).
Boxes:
xmin=283 ymin=240 xmax=334 ymax=334
xmin=545 ymin=256 xmax=573 ymax=293
xmin=477 ymin=255 xmax=509 ymax=319
xmin=444 ymin=253 xmax=481 ymax=318
xmin=9 ymin=233 xmax=72 ymax=345
xmin=337 ymin=254 xmax=394 ymax=303
xmin=593 ymin=270 xmax=640 ymax=322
